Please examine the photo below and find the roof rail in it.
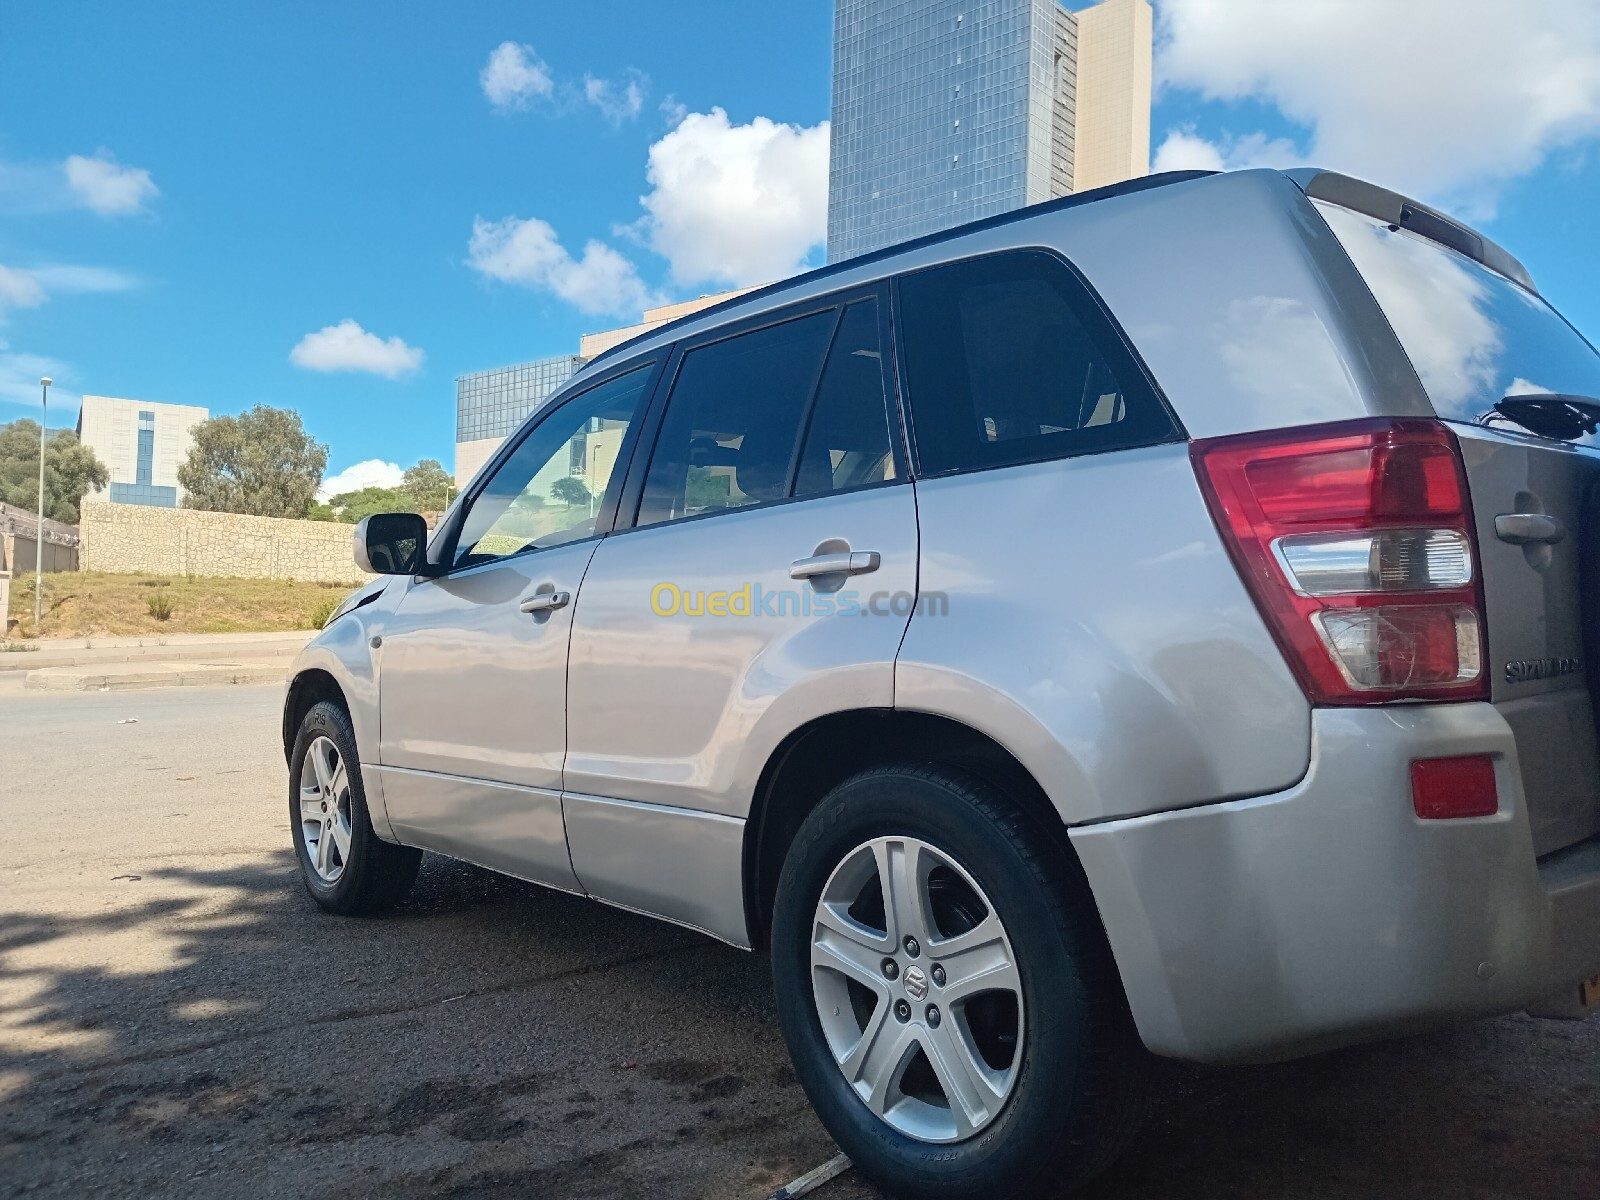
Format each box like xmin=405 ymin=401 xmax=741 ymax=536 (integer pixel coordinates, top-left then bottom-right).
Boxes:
xmin=584 ymin=169 xmax=1218 ymax=371
xmin=1287 ymin=168 xmax=1536 ymax=294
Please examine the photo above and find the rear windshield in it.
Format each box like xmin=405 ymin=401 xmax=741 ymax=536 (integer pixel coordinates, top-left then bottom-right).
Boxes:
xmin=1316 ymin=200 xmax=1600 ymax=447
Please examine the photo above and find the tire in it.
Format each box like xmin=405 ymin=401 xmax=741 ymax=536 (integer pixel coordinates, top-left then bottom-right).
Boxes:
xmin=289 ymin=699 xmax=422 ymax=915
xmin=771 ymin=763 xmax=1150 ymax=1198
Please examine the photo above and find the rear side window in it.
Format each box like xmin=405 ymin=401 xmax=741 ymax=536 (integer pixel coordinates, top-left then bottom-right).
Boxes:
xmin=895 ymin=250 xmax=1177 ymax=476
xmin=795 ymin=299 xmax=897 ymax=495
xmin=635 ymin=298 xmax=897 ymax=528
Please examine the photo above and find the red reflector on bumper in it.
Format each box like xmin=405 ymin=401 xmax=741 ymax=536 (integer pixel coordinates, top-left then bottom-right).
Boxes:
xmin=1411 ymin=755 xmax=1498 ymax=819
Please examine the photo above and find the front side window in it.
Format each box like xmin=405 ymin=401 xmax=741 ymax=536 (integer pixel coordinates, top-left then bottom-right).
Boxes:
xmin=453 ymin=365 xmax=651 ymax=569
xmin=895 ymin=251 xmax=1177 ymax=476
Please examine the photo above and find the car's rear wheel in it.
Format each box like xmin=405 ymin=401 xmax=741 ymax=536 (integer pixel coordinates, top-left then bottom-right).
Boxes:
xmin=289 ymin=700 xmax=421 ymax=914
xmin=771 ymin=763 xmax=1149 ymax=1198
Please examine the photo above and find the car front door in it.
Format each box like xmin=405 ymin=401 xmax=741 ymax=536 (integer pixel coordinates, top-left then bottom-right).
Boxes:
xmin=373 ymin=361 xmax=657 ymax=891
xmin=562 ymin=291 xmax=919 ymax=940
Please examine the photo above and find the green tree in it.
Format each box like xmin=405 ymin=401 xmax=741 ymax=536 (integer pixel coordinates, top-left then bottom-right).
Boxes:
xmin=328 ymin=485 xmax=417 ymax=524
xmin=0 ymin=420 xmax=110 ymax=524
xmin=401 ymin=458 xmax=453 ymax=511
xmin=178 ymin=406 xmax=328 ymax=517
xmin=550 ymin=475 xmax=591 ymax=507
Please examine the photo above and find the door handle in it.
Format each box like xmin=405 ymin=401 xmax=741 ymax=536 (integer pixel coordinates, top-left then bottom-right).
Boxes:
xmin=789 ymin=550 xmax=881 ymax=579
xmin=1495 ymin=513 xmax=1566 ymax=545
xmin=519 ymin=590 xmax=571 ymax=614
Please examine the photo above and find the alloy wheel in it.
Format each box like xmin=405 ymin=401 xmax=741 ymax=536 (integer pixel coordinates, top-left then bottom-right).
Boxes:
xmin=810 ymin=835 xmax=1025 ymax=1143
xmin=298 ymin=734 xmax=353 ymax=883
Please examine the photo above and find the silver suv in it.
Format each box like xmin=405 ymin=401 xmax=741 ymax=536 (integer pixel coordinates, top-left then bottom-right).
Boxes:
xmin=283 ymin=168 xmax=1600 ymax=1197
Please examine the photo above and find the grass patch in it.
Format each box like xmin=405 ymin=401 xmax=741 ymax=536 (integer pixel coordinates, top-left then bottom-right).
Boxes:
xmin=5 ymin=572 xmax=362 ymax=640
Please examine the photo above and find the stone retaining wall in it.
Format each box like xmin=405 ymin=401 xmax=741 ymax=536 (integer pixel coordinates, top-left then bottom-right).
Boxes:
xmin=79 ymin=504 xmax=362 ymax=583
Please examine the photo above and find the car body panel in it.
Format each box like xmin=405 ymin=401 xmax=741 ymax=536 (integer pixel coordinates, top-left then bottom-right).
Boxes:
xmin=563 ymin=485 xmax=919 ymax=821
xmin=1072 ymin=703 xmax=1600 ymax=1063
xmin=373 ymin=540 xmax=598 ymax=888
xmin=562 ymin=792 xmax=748 ymax=945
xmin=285 ymin=578 xmax=401 ymax=839
xmin=896 ymin=444 xmax=1310 ymax=824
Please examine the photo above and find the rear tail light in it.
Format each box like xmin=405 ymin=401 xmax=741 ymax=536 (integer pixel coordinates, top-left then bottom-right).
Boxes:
xmin=1192 ymin=419 xmax=1488 ymax=705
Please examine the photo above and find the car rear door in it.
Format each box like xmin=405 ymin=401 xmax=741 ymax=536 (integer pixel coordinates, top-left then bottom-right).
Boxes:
xmin=1319 ymin=200 xmax=1600 ymax=856
xmin=561 ymin=289 xmax=918 ymax=941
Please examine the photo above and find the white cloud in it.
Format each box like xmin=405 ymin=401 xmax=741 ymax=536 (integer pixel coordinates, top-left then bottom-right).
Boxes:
xmin=467 ymin=215 xmax=660 ymax=317
xmin=585 ymin=71 xmax=648 ymax=126
xmin=0 ymin=342 xmax=72 ymax=413
xmin=0 ymin=265 xmax=47 ymax=316
xmin=290 ymin=319 xmax=425 ymax=378
xmin=1155 ymin=0 xmax=1600 ymax=218
xmin=0 ymin=261 xmax=137 ymax=322
xmin=634 ymin=108 xmax=829 ymax=288
xmin=28 ymin=265 xmax=140 ymax=294
xmin=1152 ymin=127 xmax=1302 ymax=174
xmin=63 ymin=150 xmax=158 ymax=216
xmin=481 ymin=41 xmax=553 ymax=111
xmin=317 ymin=459 xmax=404 ymax=503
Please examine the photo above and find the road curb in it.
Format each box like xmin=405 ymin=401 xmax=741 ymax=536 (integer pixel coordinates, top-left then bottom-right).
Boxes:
xmin=24 ymin=659 xmax=294 ymax=691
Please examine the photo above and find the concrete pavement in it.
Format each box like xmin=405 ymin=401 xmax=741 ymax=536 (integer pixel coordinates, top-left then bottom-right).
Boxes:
xmin=2 ymin=629 xmax=313 ymax=691
xmin=1 ymin=684 xmax=1597 ymax=1199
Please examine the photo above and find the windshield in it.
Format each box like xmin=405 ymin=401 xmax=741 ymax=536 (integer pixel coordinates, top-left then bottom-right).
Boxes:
xmin=1316 ymin=200 xmax=1600 ymax=447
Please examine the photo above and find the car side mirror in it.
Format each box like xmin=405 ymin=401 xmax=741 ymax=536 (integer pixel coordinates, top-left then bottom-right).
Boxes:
xmin=353 ymin=512 xmax=430 ymax=575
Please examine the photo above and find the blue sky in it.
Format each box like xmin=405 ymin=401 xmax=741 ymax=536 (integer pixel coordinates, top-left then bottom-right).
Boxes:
xmin=3 ymin=0 xmax=1598 ymax=494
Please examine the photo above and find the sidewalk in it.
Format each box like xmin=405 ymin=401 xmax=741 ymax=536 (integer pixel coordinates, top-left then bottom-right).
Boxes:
xmin=3 ymin=629 xmax=316 ymax=691
xmin=0 ymin=629 xmax=316 ymax=672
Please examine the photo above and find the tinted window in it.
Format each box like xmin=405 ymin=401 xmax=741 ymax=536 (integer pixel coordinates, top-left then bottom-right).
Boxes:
xmin=453 ymin=366 xmax=650 ymax=568
xmin=795 ymin=299 xmax=897 ymax=495
xmin=637 ymin=311 xmax=836 ymax=527
xmin=1317 ymin=201 xmax=1600 ymax=446
xmin=895 ymin=251 xmax=1176 ymax=475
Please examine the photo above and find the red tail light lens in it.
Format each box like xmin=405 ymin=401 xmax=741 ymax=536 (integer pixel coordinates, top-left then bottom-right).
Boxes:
xmin=1192 ymin=419 xmax=1488 ymax=706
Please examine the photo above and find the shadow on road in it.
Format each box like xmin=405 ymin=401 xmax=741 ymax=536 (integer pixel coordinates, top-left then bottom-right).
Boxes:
xmin=2 ymin=850 xmax=1597 ymax=1199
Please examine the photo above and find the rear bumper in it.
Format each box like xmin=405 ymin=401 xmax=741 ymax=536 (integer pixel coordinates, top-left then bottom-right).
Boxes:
xmin=1070 ymin=703 xmax=1600 ymax=1063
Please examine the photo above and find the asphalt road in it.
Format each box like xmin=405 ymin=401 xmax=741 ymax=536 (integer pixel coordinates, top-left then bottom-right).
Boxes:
xmin=1 ymin=682 xmax=1597 ymax=1199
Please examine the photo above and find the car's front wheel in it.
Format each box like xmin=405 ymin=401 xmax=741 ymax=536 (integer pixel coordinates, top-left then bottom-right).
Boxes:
xmin=771 ymin=763 xmax=1149 ymax=1198
xmin=289 ymin=700 xmax=421 ymax=914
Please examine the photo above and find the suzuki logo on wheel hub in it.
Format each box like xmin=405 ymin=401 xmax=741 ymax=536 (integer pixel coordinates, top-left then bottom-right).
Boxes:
xmin=903 ymin=965 xmax=928 ymax=1002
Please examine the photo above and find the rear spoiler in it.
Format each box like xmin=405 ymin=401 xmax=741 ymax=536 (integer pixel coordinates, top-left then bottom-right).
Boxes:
xmin=1286 ymin=168 xmax=1537 ymax=296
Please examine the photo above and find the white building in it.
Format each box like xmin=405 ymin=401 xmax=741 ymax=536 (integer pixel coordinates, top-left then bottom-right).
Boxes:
xmin=77 ymin=395 xmax=209 ymax=508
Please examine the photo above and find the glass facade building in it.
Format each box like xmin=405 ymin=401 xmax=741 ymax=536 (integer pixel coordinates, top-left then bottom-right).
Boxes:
xmin=828 ymin=0 xmax=1148 ymax=263
xmin=456 ymin=355 xmax=587 ymax=444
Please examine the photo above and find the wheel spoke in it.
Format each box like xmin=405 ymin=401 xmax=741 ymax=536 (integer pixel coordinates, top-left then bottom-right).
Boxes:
xmin=327 ymin=755 xmax=349 ymax=802
xmin=922 ymin=1021 xmax=1002 ymax=1139
xmin=329 ymin=815 xmax=352 ymax=865
xmin=309 ymin=741 xmax=333 ymax=793
xmin=315 ymin=818 xmax=333 ymax=875
xmin=298 ymin=787 xmax=324 ymax=824
xmin=814 ymin=905 xmax=893 ymax=990
xmin=854 ymin=1011 xmax=919 ymax=1114
xmin=932 ymin=915 xmax=1019 ymax=1003
xmin=874 ymin=838 xmax=930 ymax=949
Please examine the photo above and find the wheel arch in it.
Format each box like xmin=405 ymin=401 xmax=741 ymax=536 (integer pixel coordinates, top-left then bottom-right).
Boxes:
xmin=282 ymin=668 xmax=348 ymax=763
xmin=742 ymin=708 xmax=1080 ymax=950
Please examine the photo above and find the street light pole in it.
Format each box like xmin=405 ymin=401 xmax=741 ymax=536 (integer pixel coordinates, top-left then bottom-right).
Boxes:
xmin=35 ymin=376 xmax=51 ymax=628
